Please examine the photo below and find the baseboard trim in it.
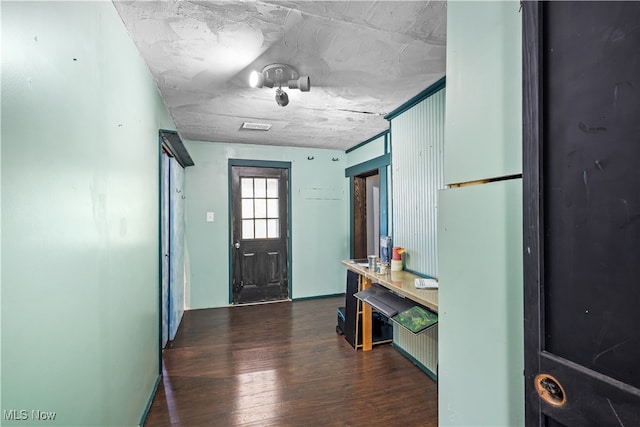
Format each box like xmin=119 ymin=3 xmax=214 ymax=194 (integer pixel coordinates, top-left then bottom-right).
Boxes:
xmin=293 ymin=293 xmax=345 ymax=302
xmin=139 ymin=374 xmax=161 ymax=427
xmin=392 ymin=343 xmax=438 ymax=382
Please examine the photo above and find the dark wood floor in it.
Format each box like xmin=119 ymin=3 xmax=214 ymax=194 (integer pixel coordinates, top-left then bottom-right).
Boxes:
xmin=144 ymin=296 xmax=438 ymax=427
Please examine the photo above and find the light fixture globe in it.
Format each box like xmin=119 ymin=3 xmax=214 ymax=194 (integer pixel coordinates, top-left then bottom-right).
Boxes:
xmin=275 ymin=88 xmax=289 ymax=107
xmin=249 ymin=70 xmax=264 ymax=88
xmin=288 ymin=76 xmax=310 ymax=92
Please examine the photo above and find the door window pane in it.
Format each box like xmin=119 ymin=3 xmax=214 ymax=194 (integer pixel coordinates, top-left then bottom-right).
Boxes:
xmin=242 ymin=220 xmax=254 ymax=239
xmin=241 ymin=178 xmax=253 ymax=198
xmin=255 ymin=219 xmax=267 ymax=239
xmin=254 ymin=199 xmax=267 ymax=218
xmin=254 ymin=178 xmax=266 ymax=197
xmin=267 ymin=199 xmax=279 ymax=218
xmin=267 ymin=179 xmax=278 ymax=197
xmin=239 ymin=175 xmax=281 ymax=240
xmin=267 ymin=219 xmax=279 ymax=238
xmin=242 ymin=199 xmax=254 ymax=219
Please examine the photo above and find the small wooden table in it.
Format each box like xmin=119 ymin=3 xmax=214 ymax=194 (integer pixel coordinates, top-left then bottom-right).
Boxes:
xmin=341 ymin=259 xmax=439 ymax=351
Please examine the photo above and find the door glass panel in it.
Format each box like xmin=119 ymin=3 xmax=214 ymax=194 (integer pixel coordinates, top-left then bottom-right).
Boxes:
xmin=241 ymin=199 xmax=254 ymax=219
xmin=255 ymin=219 xmax=267 ymax=239
xmin=242 ymin=219 xmax=254 ymax=239
xmin=254 ymin=199 xmax=267 ymax=218
xmin=267 ymin=199 xmax=279 ymax=218
xmin=241 ymin=178 xmax=253 ymax=198
xmin=239 ymin=175 xmax=280 ymax=240
xmin=254 ymin=178 xmax=266 ymax=198
xmin=267 ymin=219 xmax=279 ymax=238
xmin=266 ymin=178 xmax=278 ymax=197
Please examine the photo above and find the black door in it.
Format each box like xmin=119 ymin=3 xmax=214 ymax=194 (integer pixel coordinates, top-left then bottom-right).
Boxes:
xmin=231 ymin=165 xmax=289 ymax=304
xmin=523 ymin=2 xmax=640 ymax=425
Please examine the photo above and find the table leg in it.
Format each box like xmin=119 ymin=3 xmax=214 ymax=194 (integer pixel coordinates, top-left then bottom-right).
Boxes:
xmin=361 ymin=276 xmax=372 ymax=351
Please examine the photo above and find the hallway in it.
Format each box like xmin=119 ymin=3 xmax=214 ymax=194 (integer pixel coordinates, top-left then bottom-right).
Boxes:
xmin=145 ymin=296 xmax=438 ymax=426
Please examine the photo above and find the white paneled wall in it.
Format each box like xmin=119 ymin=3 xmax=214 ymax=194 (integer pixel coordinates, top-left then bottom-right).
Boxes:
xmin=394 ymin=324 xmax=439 ymax=378
xmin=390 ymin=88 xmax=445 ymax=277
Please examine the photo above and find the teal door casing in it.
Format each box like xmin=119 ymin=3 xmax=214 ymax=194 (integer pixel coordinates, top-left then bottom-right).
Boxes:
xmin=161 ymin=153 xmax=186 ymax=345
xmin=161 ymin=153 xmax=170 ymax=347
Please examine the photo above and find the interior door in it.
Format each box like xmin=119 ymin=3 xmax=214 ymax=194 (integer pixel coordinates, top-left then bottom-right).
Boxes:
xmin=523 ymin=2 xmax=640 ymax=425
xmin=231 ymin=165 xmax=289 ymax=304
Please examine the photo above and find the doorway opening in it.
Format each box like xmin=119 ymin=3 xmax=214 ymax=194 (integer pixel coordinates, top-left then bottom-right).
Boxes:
xmin=229 ymin=160 xmax=291 ymax=305
xmin=159 ymin=130 xmax=193 ymax=352
xmin=353 ymin=170 xmax=380 ymax=259
xmin=346 ymin=152 xmax=390 ymax=260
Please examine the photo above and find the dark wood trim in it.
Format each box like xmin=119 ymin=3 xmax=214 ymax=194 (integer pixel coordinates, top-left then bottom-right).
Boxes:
xmin=353 ymin=176 xmax=367 ymax=259
xmin=522 ymin=2 xmax=543 ymax=426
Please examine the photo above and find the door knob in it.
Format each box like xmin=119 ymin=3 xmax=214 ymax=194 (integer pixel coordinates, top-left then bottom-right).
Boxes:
xmin=234 ymin=241 xmax=240 ymax=249
xmin=534 ymin=373 xmax=566 ymax=407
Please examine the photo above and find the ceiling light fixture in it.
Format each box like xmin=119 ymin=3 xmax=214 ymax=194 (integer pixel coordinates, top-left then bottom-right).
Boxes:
xmin=249 ymin=63 xmax=310 ymax=107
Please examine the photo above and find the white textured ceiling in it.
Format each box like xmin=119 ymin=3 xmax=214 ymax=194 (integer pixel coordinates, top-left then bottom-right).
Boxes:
xmin=114 ymin=0 xmax=447 ymax=151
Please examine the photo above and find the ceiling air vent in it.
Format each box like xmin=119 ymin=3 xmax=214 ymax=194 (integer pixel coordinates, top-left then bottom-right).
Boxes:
xmin=241 ymin=122 xmax=272 ymax=131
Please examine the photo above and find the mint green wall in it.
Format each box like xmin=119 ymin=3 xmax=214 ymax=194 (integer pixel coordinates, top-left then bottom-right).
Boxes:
xmin=346 ymin=134 xmax=386 ymax=168
xmin=444 ymin=1 xmax=522 ymax=184
xmin=438 ymin=1 xmax=524 ymax=425
xmin=438 ymin=181 xmax=523 ymax=426
xmin=183 ymin=141 xmax=349 ymax=308
xmin=1 ymin=2 xmax=175 ymax=426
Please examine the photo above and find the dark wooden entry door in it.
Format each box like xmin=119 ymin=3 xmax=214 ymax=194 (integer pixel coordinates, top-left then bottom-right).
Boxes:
xmin=523 ymin=2 xmax=640 ymax=425
xmin=231 ymin=165 xmax=289 ymax=304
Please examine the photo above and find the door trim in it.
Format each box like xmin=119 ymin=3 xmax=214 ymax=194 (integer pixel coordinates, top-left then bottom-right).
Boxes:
xmin=345 ymin=153 xmax=390 ymax=259
xmin=522 ymin=2 xmax=544 ymax=425
xmin=158 ymin=133 xmax=164 ymax=374
xmin=227 ymin=159 xmax=292 ymax=304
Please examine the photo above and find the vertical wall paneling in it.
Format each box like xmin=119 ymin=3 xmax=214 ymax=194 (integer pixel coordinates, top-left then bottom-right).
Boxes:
xmin=393 ymin=324 xmax=439 ymax=379
xmin=390 ymin=88 xmax=445 ymax=277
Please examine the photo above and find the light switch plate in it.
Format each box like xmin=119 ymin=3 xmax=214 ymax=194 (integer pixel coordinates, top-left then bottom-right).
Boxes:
xmin=206 ymin=212 xmax=215 ymax=222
